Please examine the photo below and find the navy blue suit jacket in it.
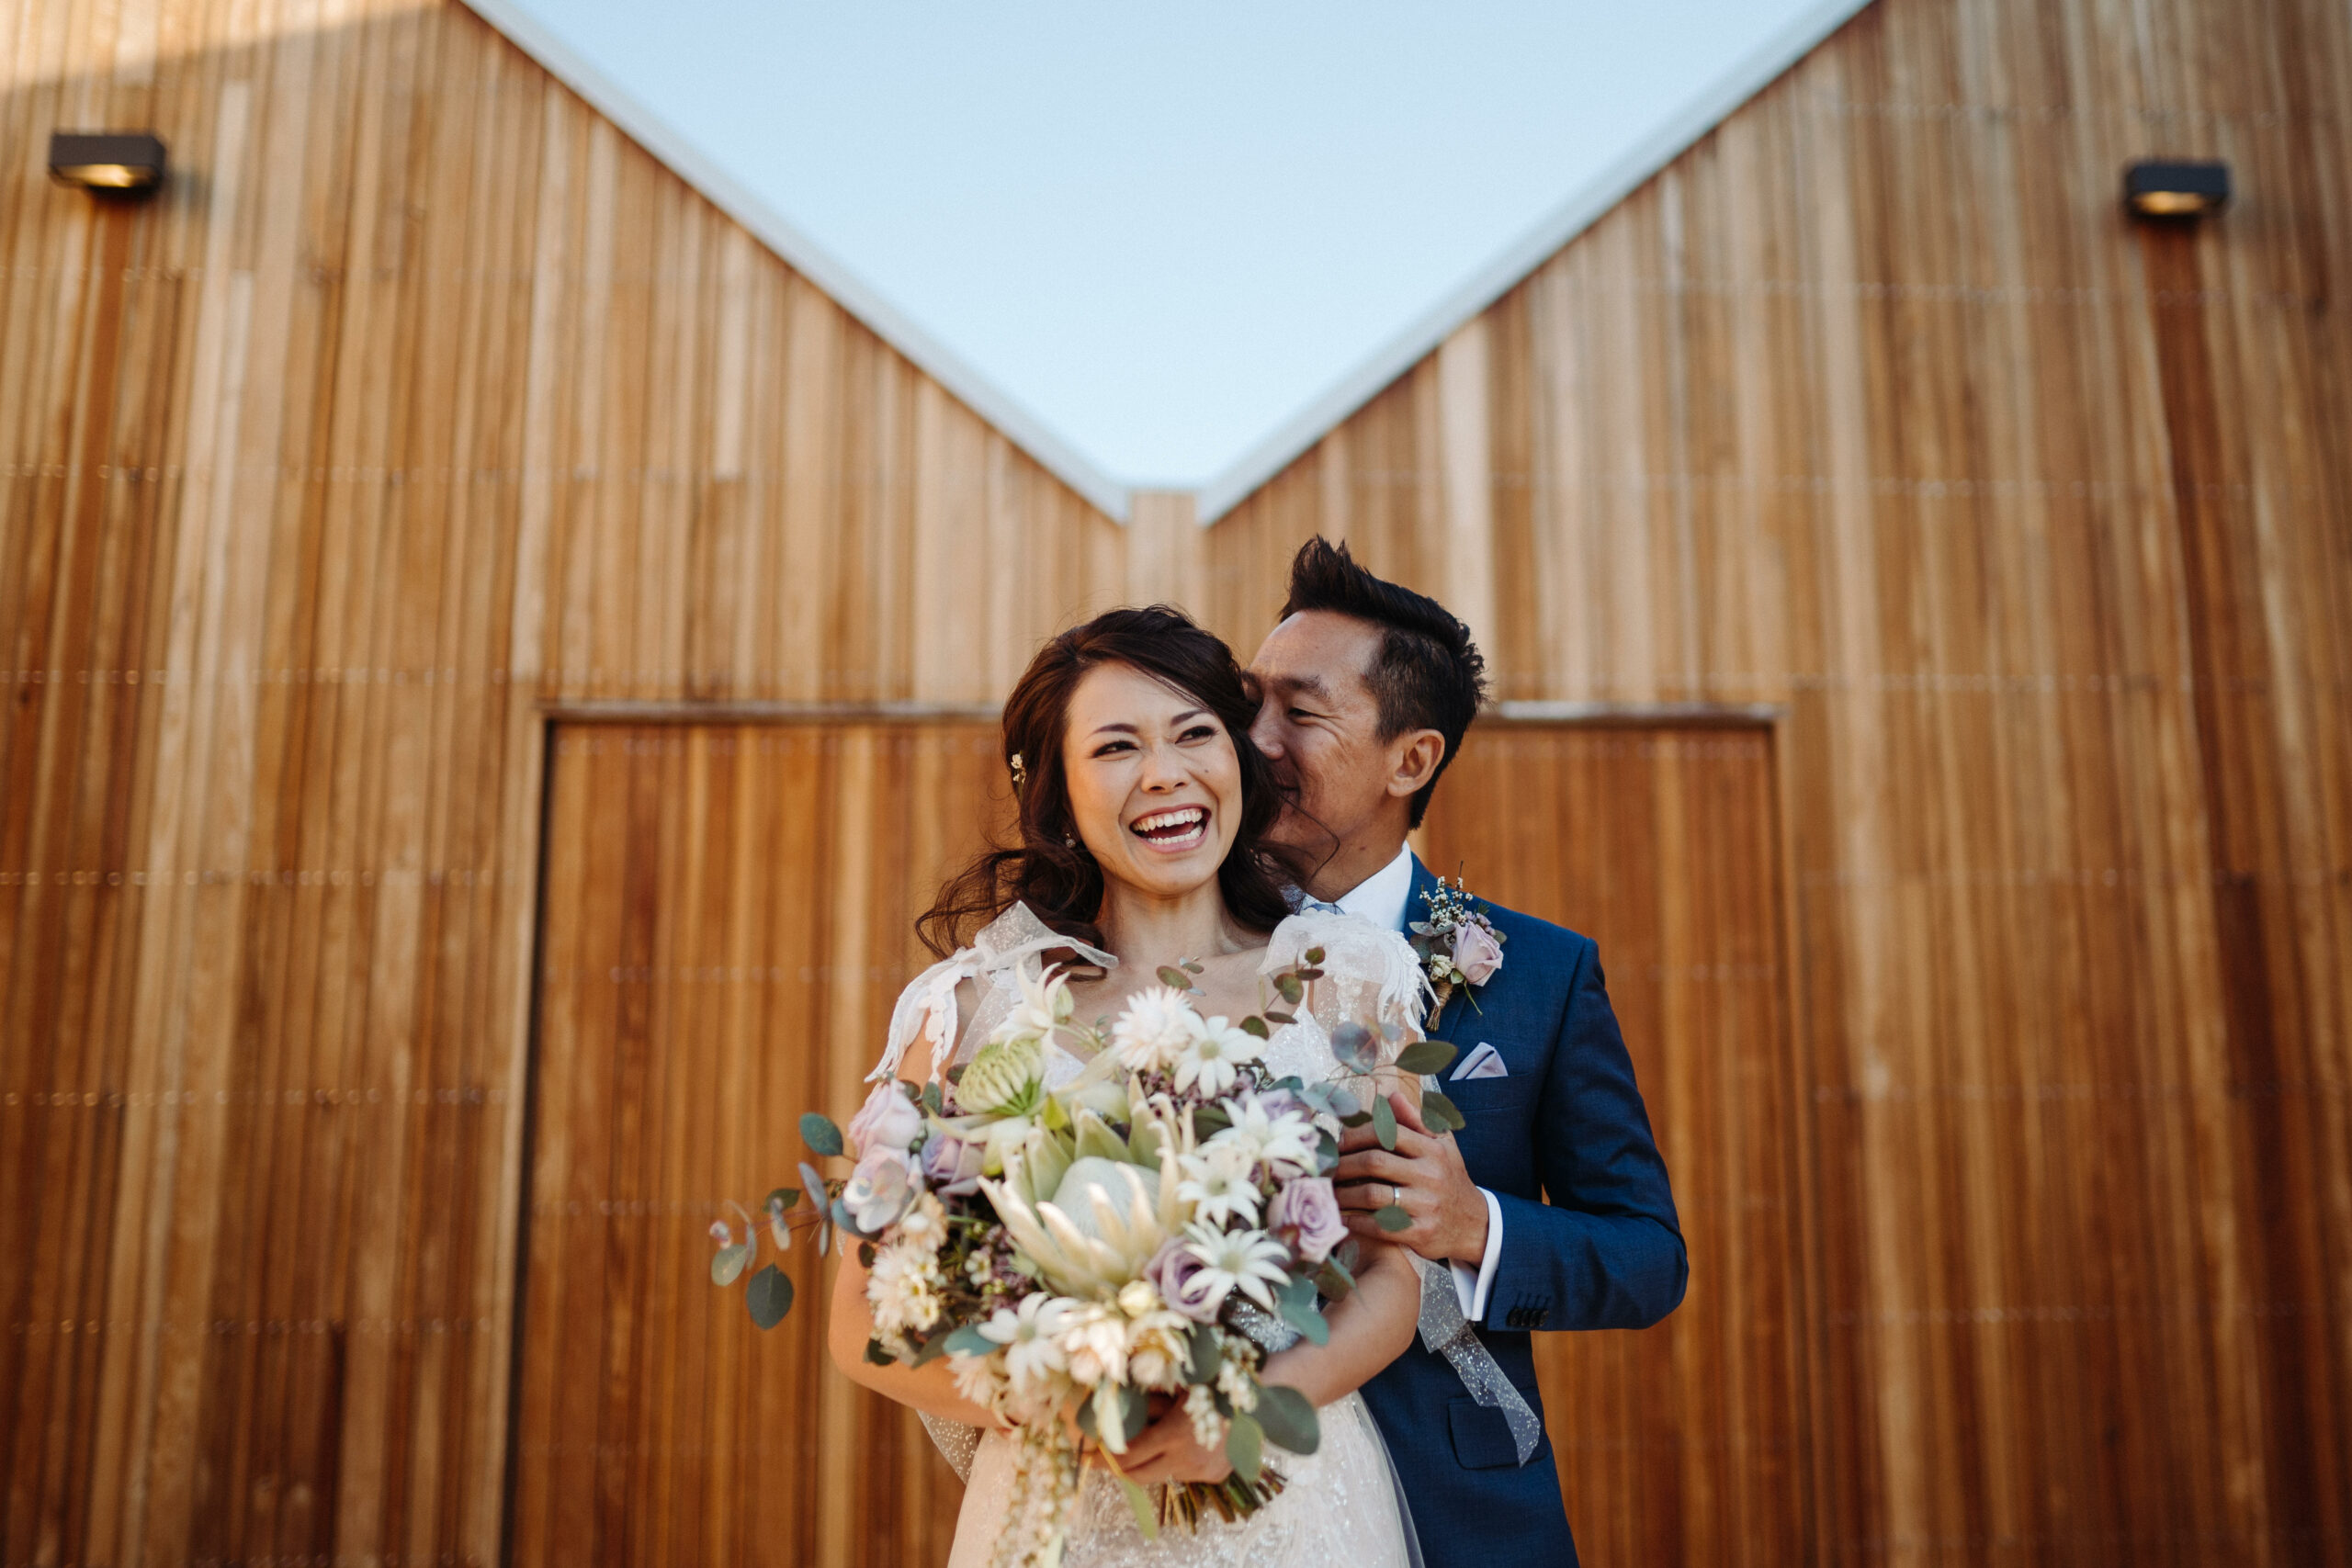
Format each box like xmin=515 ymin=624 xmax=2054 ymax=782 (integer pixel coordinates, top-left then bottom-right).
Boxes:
xmin=1359 ymin=857 xmax=1687 ymax=1568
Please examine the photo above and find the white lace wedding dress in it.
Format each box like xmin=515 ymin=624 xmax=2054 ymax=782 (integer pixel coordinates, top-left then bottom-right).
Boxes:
xmin=865 ymin=904 xmax=1429 ymax=1568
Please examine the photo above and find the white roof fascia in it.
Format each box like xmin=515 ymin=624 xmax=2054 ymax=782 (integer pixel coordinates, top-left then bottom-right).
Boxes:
xmin=461 ymin=0 xmax=1133 ymax=523
xmin=1194 ymin=0 xmax=1878 ymax=525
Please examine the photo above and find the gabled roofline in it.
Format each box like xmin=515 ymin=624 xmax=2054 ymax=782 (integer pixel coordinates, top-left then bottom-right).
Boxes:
xmin=462 ymin=0 xmax=1134 ymax=523
xmin=1193 ymin=0 xmax=1877 ymax=525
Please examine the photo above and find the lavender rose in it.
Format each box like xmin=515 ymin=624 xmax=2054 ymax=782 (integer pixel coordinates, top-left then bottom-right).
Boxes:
xmin=848 ymin=1079 xmax=926 ymax=1157
xmin=921 ymin=1128 xmax=986 ymax=1198
xmin=1145 ymin=1237 xmax=1223 ymax=1323
xmin=1453 ymin=920 xmax=1504 ymax=987
xmin=842 ymin=1146 xmax=921 ymax=1233
xmin=1268 ymin=1176 xmax=1347 ymax=1264
xmin=1244 ymin=1085 xmax=1309 ymax=1122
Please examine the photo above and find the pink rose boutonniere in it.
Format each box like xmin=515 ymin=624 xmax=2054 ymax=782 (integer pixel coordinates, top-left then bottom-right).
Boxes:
xmin=1408 ymin=873 xmax=1506 ymax=1019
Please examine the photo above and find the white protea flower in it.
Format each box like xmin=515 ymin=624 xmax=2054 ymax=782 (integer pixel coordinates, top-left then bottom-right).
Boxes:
xmin=1178 ymin=1221 xmax=1290 ymax=1314
xmin=958 ymin=1032 xmax=1046 ymax=1118
xmin=978 ymin=1292 xmax=1076 ymax=1396
xmin=1175 ymin=1143 xmax=1261 ymax=1228
xmin=1171 ymin=1016 xmax=1263 ymax=1097
xmin=1210 ymin=1097 xmax=1321 ymax=1180
xmin=1112 ymin=985 xmax=1204 ymax=1074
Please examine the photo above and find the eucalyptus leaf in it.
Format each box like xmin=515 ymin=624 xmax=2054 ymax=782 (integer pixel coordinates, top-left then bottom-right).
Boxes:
xmin=1157 ymin=965 xmax=1193 ymax=991
xmin=1422 ymin=1090 xmax=1466 ymax=1134
xmin=1191 ymin=1105 xmax=1233 ymax=1139
xmin=863 ymin=1338 xmax=894 ymax=1366
xmin=921 ymin=1081 xmax=944 ymax=1116
xmin=709 ymin=1243 xmax=751 ymax=1287
xmin=1181 ymin=959 xmax=1204 ymax=975
xmin=1303 ymin=947 xmax=1325 ymax=965
xmin=1253 ymin=1383 xmax=1321 ymax=1456
xmin=746 ymin=1264 xmax=793 ymax=1329
xmin=1119 ymin=1477 xmax=1160 ymax=1541
xmin=858 ymin=1240 xmax=877 ymax=1268
xmin=799 ymin=1112 xmax=844 ymax=1158
xmin=798 ymin=1162 xmax=827 ymax=1201
xmin=1225 ymin=1411 xmax=1264 ymax=1484
xmin=1263 ymin=1010 xmax=1295 ymax=1026
xmin=1239 ymin=1016 xmax=1270 ymax=1040
xmin=1331 ymin=1022 xmax=1380 ymax=1074
xmin=1374 ymin=1203 xmax=1412 ymax=1233
xmin=1338 ymin=1110 xmax=1374 ymax=1129
xmin=1274 ymin=974 xmax=1304 ymax=1004
xmin=1313 ymin=1252 xmax=1355 ymax=1301
xmin=1372 ymin=1095 xmax=1398 ymax=1151
xmin=1186 ymin=1323 xmax=1222 ymax=1383
xmin=1273 ymin=1277 xmax=1329 ymax=1347
xmin=767 ymin=1186 xmax=802 ymax=1213
xmin=1395 ymin=1041 xmax=1458 ymax=1077
xmin=1316 ymin=1129 xmax=1340 ymax=1173
xmin=944 ymin=1323 xmax=997 ymax=1358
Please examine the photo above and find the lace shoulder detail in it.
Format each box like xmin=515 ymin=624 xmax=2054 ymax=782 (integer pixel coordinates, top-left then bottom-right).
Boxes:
xmin=867 ymin=904 xmax=1117 ymax=1083
xmin=1261 ymin=910 xmax=1433 ymax=1044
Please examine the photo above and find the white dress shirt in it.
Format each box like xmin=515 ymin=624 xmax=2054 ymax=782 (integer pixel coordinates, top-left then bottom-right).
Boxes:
xmin=1319 ymin=843 xmax=1504 ymax=1323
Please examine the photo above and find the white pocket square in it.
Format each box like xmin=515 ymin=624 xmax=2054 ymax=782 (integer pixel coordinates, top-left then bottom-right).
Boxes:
xmin=1450 ymin=1043 xmax=1509 ymax=1081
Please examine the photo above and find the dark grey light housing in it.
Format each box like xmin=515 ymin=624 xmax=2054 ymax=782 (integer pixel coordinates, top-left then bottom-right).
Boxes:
xmin=2123 ymin=159 xmax=2230 ymax=219
xmin=50 ymin=130 xmax=167 ymax=192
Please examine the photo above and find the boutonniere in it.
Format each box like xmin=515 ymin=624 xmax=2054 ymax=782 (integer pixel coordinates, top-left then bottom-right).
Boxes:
xmin=1408 ymin=874 xmax=1505 ymax=1018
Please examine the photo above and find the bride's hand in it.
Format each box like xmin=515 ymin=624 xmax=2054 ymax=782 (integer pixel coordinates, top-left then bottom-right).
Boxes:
xmin=1102 ymin=1403 xmax=1232 ymax=1486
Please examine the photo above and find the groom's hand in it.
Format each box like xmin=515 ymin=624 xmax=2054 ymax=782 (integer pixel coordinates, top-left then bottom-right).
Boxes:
xmin=1335 ymin=1089 xmax=1489 ymax=1266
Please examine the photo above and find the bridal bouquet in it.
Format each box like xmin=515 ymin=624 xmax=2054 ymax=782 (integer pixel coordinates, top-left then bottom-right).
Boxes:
xmin=710 ymin=948 xmax=1464 ymax=1567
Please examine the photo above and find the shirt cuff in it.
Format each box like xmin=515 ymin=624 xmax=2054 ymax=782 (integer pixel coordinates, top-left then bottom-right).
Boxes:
xmin=1448 ymin=1188 xmax=1506 ymax=1321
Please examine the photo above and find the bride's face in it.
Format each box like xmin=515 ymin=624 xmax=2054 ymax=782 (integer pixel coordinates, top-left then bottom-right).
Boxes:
xmin=1060 ymin=662 xmax=1244 ymax=900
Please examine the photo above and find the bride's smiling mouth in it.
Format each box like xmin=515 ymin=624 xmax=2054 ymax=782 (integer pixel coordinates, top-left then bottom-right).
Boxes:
xmin=1128 ymin=805 xmax=1210 ymax=853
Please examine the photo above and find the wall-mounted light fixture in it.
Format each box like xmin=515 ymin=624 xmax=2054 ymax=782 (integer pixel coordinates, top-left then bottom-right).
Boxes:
xmin=49 ymin=130 xmax=167 ymax=193
xmin=2123 ymin=159 xmax=2230 ymax=220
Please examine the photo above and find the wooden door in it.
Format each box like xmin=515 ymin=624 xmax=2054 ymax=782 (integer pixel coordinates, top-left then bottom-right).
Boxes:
xmin=512 ymin=722 xmax=1007 ymax=1567
xmin=1418 ymin=724 xmax=1808 ymax=1565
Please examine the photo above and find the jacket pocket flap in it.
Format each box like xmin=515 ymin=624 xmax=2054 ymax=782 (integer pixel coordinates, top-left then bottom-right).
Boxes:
xmin=1446 ymin=1397 xmax=1521 ymax=1470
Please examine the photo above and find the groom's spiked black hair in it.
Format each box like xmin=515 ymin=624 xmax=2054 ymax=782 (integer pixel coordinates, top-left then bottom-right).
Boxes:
xmin=1279 ymin=536 xmax=1487 ymax=829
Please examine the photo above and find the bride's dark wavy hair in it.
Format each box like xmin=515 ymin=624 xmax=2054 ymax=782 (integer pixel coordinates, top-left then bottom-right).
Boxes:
xmin=917 ymin=605 xmax=1294 ymax=958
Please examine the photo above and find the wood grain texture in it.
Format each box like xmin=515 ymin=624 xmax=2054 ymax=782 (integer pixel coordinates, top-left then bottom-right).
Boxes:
xmin=1204 ymin=0 xmax=2352 ymax=1562
xmin=1419 ymin=726 xmax=1804 ymax=1566
xmin=0 ymin=6 xmax=1128 ymax=1566
xmin=515 ymin=722 xmax=1007 ymax=1568
xmin=4 ymin=0 xmax=2349 ymax=1562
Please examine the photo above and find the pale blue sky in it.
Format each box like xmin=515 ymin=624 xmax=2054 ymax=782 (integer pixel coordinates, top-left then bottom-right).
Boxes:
xmin=503 ymin=1 xmax=1840 ymax=489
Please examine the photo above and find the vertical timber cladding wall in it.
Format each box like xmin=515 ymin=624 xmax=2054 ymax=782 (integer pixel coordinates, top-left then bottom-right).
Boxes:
xmin=522 ymin=724 xmax=1009 ymax=1568
xmin=0 ymin=4 xmax=1126 ymax=1566
xmin=1419 ymin=726 xmax=1804 ymax=1565
xmin=1204 ymin=0 xmax=2352 ymax=1561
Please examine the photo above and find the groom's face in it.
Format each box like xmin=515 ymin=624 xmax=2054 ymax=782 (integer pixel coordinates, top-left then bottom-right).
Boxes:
xmin=1247 ymin=611 xmax=1396 ymax=863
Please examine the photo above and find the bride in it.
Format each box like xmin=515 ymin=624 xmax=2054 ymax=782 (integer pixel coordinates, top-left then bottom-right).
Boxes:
xmin=828 ymin=605 xmax=1428 ymax=1567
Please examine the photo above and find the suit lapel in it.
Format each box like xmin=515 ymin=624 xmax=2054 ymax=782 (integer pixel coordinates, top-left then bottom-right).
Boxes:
xmin=1407 ymin=854 xmax=1470 ymax=1042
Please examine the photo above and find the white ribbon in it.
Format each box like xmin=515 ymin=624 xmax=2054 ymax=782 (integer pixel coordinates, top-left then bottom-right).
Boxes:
xmin=1411 ymin=1255 xmax=1542 ymax=1466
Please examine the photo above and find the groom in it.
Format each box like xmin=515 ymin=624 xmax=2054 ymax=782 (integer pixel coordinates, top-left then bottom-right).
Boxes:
xmin=1247 ymin=537 xmax=1687 ymax=1567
